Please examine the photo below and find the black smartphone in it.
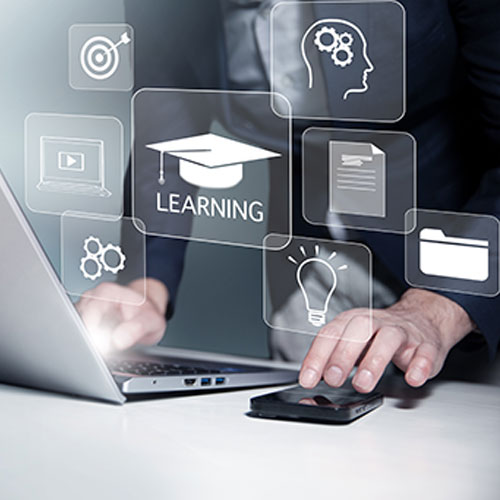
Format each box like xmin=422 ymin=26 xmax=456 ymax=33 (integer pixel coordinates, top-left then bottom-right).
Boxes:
xmin=249 ymin=383 xmax=383 ymax=424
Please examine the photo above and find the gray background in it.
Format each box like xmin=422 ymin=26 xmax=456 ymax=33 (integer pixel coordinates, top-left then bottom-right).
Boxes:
xmin=0 ymin=0 xmax=269 ymax=358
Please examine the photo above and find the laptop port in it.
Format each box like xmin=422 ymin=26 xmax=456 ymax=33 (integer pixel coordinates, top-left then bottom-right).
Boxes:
xmin=183 ymin=378 xmax=196 ymax=386
xmin=200 ymin=378 xmax=211 ymax=386
xmin=215 ymin=377 xmax=226 ymax=385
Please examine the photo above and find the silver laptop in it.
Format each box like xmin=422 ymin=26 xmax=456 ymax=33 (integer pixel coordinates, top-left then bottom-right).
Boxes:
xmin=0 ymin=171 xmax=297 ymax=404
xmin=37 ymin=136 xmax=111 ymax=198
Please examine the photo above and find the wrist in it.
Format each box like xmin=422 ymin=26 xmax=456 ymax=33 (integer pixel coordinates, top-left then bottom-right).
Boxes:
xmin=398 ymin=288 xmax=475 ymax=347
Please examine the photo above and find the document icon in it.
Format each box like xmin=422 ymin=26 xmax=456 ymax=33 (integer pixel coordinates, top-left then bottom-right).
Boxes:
xmin=329 ymin=141 xmax=386 ymax=218
xmin=419 ymin=228 xmax=489 ymax=282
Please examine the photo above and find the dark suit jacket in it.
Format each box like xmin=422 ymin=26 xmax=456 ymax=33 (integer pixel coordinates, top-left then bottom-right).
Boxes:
xmin=124 ymin=0 xmax=500 ymax=355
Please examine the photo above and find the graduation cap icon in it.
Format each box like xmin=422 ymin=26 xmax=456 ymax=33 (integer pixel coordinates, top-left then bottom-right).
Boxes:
xmin=146 ymin=133 xmax=281 ymax=189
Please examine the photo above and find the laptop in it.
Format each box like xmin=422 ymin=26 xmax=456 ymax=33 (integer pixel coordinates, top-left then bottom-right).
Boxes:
xmin=37 ymin=136 xmax=112 ymax=198
xmin=0 ymin=171 xmax=297 ymax=404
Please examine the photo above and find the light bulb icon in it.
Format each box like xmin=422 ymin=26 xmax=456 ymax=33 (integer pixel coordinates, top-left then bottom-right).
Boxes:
xmin=297 ymin=258 xmax=337 ymax=327
xmin=288 ymin=245 xmax=348 ymax=328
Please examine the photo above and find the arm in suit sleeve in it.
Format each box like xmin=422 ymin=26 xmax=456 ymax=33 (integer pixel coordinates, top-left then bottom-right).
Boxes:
xmin=439 ymin=0 xmax=500 ymax=356
xmin=122 ymin=1 xmax=217 ymax=315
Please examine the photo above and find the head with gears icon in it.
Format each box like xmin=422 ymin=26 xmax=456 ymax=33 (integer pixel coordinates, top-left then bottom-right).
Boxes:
xmin=301 ymin=18 xmax=374 ymax=100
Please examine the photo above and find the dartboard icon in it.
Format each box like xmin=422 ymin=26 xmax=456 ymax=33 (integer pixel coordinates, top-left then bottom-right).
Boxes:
xmin=80 ymin=32 xmax=131 ymax=81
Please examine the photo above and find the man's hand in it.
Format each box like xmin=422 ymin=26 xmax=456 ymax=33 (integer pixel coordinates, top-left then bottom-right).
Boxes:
xmin=299 ymin=289 xmax=475 ymax=392
xmin=76 ymin=278 xmax=168 ymax=352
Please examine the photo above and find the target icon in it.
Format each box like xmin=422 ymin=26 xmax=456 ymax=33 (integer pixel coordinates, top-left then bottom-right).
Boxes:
xmin=80 ymin=32 xmax=131 ymax=81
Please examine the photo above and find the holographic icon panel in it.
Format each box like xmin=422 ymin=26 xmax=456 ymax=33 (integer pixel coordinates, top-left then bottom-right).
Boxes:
xmin=69 ymin=24 xmax=134 ymax=91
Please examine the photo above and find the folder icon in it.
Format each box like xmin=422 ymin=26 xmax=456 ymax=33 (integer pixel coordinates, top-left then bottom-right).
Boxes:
xmin=419 ymin=228 xmax=489 ymax=282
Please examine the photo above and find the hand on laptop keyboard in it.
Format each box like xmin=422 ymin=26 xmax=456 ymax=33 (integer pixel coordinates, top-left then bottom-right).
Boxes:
xmin=75 ymin=278 xmax=169 ymax=352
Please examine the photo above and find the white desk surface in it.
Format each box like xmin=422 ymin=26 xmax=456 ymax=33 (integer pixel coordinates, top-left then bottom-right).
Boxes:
xmin=1 ymin=374 xmax=499 ymax=500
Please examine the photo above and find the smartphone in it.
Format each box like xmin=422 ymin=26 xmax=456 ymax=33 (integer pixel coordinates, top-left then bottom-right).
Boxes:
xmin=249 ymin=383 xmax=383 ymax=424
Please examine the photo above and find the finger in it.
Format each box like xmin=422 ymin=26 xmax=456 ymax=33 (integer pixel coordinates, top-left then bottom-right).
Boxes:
xmin=299 ymin=317 xmax=350 ymax=389
xmin=140 ymin=326 xmax=168 ymax=346
xmin=77 ymin=296 xmax=118 ymax=333
xmin=392 ymin=344 xmax=417 ymax=373
xmin=77 ymin=282 xmax=134 ymax=326
xmin=323 ymin=314 xmax=377 ymax=388
xmin=298 ymin=398 xmax=318 ymax=406
xmin=77 ymin=282 xmax=146 ymax=333
xmin=352 ymin=326 xmax=406 ymax=393
xmin=118 ymin=299 xmax=153 ymax=323
xmin=116 ymin=298 xmax=166 ymax=345
xmin=404 ymin=342 xmax=441 ymax=387
xmin=111 ymin=309 xmax=166 ymax=350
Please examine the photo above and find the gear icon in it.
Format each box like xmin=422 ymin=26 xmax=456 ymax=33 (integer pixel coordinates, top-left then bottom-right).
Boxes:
xmin=100 ymin=243 xmax=126 ymax=274
xmin=314 ymin=26 xmax=339 ymax=53
xmin=339 ymin=32 xmax=354 ymax=47
xmin=80 ymin=254 xmax=103 ymax=281
xmin=83 ymin=235 xmax=104 ymax=256
xmin=331 ymin=46 xmax=354 ymax=67
xmin=80 ymin=236 xmax=126 ymax=280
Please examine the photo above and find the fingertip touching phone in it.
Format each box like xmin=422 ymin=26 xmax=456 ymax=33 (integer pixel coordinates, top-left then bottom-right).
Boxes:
xmin=249 ymin=383 xmax=383 ymax=424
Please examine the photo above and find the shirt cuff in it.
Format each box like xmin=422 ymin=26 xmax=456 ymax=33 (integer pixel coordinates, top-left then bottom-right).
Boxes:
xmin=437 ymin=290 xmax=500 ymax=359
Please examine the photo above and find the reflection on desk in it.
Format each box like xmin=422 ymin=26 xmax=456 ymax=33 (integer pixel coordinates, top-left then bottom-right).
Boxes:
xmin=0 ymin=375 xmax=499 ymax=500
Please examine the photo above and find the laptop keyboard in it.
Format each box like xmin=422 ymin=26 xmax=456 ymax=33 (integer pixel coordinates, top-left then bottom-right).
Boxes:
xmin=108 ymin=360 xmax=222 ymax=377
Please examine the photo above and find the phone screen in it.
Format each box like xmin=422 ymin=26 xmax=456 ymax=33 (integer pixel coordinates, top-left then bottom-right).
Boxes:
xmin=275 ymin=386 xmax=372 ymax=408
xmin=250 ymin=383 xmax=383 ymax=424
